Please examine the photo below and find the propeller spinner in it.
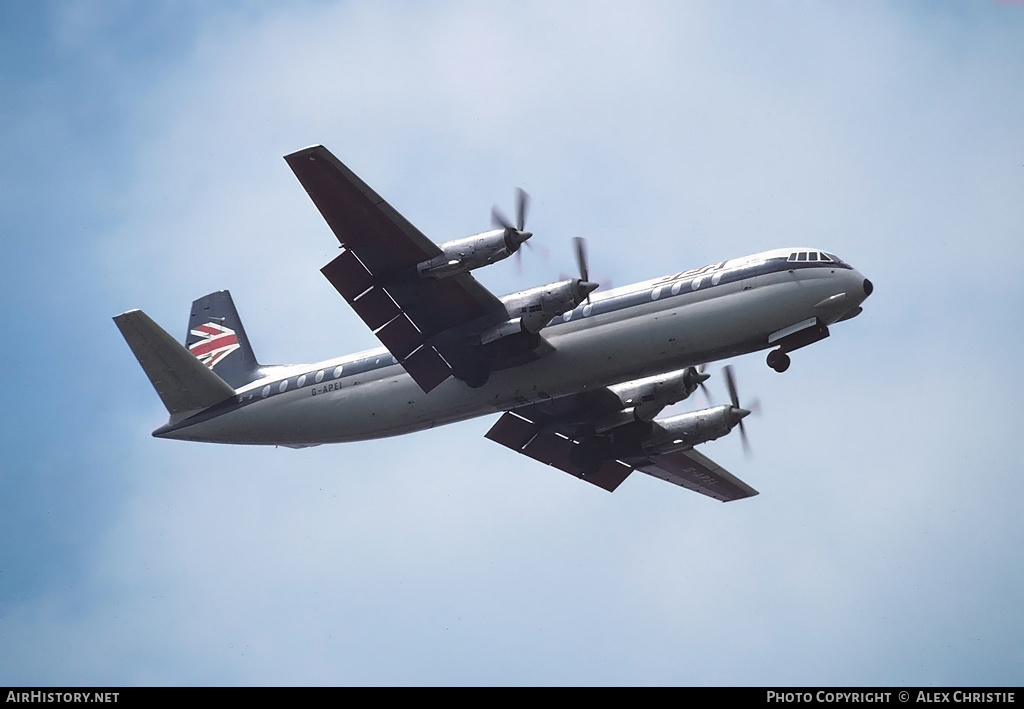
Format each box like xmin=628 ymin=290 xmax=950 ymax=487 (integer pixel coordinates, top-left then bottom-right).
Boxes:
xmin=492 ymin=188 xmax=533 ymax=269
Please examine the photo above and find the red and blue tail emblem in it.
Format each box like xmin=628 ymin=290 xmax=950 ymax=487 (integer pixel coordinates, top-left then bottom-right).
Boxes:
xmin=188 ymin=322 xmax=240 ymax=369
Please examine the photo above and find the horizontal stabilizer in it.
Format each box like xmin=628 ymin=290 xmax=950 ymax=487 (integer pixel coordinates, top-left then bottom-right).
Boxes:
xmin=114 ymin=309 xmax=235 ymax=417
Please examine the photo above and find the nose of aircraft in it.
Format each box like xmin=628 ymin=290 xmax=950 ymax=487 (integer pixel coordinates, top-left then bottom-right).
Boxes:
xmin=815 ymin=268 xmax=872 ymax=325
xmin=844 ymin=268 xmax=873 ymax=307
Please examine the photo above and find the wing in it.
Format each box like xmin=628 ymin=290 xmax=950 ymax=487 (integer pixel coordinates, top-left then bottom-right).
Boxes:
xmin=285 ymin=145 xmax=506 ymax=392
xmin=485 ymin=398 xmax=758 ymax=501
xmin=630 ymin=449 xmax=759 ymax=502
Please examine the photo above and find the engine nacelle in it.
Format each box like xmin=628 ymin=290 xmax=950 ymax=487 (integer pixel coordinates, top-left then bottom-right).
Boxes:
xmin=605 ymin=367 xmax=709 ymax=426
xmin=481 ymin=279 xmax=597 ymax=344
xmin=641 ymin=405 xmax=749 ymax=456
xmin=417 ymin=229 xmax=528 ymax=280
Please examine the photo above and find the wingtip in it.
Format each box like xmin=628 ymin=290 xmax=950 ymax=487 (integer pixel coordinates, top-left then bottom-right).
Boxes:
xmin=283 ymin=144 xmax=328 ymax=161
xmin=113 ymin=308 xmax=142 ymax=320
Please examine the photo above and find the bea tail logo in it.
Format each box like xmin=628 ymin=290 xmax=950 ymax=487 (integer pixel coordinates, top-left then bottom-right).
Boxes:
xmin=189 ymin=322 xmax=240 ymax=369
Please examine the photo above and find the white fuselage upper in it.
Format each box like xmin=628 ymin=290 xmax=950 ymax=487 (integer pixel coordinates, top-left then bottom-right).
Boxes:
xmin=157 ymin=248 xmax=870 ymax=446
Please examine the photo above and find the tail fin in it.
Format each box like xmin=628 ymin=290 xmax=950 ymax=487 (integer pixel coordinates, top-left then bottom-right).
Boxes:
xmin=184 ymin=291 xmax=263 ymax=389
xmin=114 ymin=309 xmax=236 ymax=419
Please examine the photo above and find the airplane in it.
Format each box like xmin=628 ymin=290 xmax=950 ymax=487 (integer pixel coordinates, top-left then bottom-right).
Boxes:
xmin=114 ymin=145 xmax=873 ymax=502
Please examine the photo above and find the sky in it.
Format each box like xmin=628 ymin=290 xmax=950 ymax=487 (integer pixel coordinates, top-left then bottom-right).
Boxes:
xmin=1 ymin=0 xmax=1023 ymax=686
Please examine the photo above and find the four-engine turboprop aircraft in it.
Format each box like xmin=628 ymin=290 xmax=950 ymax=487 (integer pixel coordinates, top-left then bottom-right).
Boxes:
xmin=114 ymin=145 xmax=873 ymax=501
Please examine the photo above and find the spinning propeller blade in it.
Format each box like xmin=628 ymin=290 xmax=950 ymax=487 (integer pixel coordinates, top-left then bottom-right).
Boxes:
xmin=515 ymin=187 xmax=529 ymax=232
xmin=722 ymin=365 xmax=761 ymax=457
xmin=572 ymin=236 xmax=599 ymax=304
xmin=574 ymin=236 xmax=589 ymax=283
xmin=492 ymin=189 xmax=533 ymax=262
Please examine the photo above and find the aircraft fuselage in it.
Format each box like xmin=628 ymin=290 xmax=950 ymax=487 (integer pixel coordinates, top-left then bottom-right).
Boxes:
xmin=154 ymin=248 xmax=871 ymax=447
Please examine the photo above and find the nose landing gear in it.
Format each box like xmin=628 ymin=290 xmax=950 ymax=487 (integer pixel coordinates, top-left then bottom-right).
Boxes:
xmin=766 ymin=349 xmax=790 ymax=373
xmin=765 ymin=318 xmax=829 ymax=373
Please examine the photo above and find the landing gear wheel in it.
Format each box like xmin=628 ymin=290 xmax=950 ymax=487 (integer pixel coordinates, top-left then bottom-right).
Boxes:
xmin=766 ymin=349 xmax=791 ymax=373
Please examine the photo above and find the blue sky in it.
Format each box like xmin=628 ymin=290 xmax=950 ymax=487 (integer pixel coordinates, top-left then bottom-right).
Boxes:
xmin=2 ymin=1 xmax=1023 ymax=686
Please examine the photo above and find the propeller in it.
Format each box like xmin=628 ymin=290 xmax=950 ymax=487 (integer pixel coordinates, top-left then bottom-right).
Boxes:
xmin=492 ymin=188 xmax=533 ymax=269
xmin=573 ymin=236 xmax=589 ymax=282
xmin=515 ymin=187 xmax=529 ymax=232
xmin=722 ymin=365 xmax=761 ymax=457
xmin=573 ymin=236 xmax=599 ymax=303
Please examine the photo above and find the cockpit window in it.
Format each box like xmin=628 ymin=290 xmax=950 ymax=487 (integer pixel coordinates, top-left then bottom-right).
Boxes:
xmin=790 ymin=251 xmax=839 ymax=264
xmin=788 ymin=250 xmax=838 ymax=264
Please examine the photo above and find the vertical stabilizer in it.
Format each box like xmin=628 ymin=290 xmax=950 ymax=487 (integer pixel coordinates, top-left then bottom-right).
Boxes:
xmin=185 ymin=290 xmax=263 ymax=388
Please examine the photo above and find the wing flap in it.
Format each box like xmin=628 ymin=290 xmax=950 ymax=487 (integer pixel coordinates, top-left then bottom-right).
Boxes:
xmin=321 ymin=249 xmax=374 ymax=301
xmin=375 ymin=314 xmax=422 ymax=361
xmin=402 ymin=345 xmax=451 ymax=393
xmin=321 ymin=247 xmax=452 ymax=392
xmin=485 ymin=412 xmax=633 ymax=492
xmin=484 ymin=411 xmax=537 ymax=449
xmin=351 ymin=286 xmax=401 ymax=331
